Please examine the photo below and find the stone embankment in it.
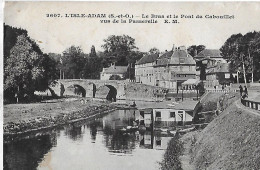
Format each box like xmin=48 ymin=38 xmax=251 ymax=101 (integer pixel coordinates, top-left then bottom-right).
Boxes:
xmin=4 ymin=99 xmax=117 ymax=136
xmin=125 ymin=83 xmax=167 ymax=101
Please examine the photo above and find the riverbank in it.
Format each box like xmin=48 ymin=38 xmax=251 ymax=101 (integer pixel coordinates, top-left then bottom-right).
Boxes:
xmin=4 ymin=98 xmax=117 ymax=136
xmin=178 ymin=99 xmax=260 ymax=169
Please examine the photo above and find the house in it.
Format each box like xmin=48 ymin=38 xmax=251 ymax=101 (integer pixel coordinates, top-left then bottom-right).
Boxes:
xmin=205 ymin=63 xmax=235 ymax=87
xmin=137 ymin=100 xmax=197 ymax=129
xmin=135 ymin=45 xmax=196 ymax=90
xmin=100 ymin=63 xmax=128 ymax=80
xmin=194 ymin=49 xmax=227 ymax=80
xmin=154 ymin=45 xmax=196 ymax=90
xmin=135 ymin=53 xmax=159 ymax=85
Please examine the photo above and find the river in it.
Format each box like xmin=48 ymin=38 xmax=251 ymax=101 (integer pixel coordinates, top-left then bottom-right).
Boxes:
xmin=4 ymin=108 xmax=174 ymax=170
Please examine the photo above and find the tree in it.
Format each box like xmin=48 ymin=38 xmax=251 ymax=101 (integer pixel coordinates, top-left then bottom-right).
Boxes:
xmin=220 ymin=31 xmax=260 ymax=83
xmin=4 ymin=34 xmax=44 ymax=102
xmin=109 ymin=75 xmax=122 ymax=80
xmin=61 ymin=46 xmax=86 ymax=79
xmin=187 ymin=45 xmax=206 ymax=57
xmin=148 ymin=47 xmax=160 ymax=54
xmin=101 ymin=35 xmax=138 ymax=66
xmin=89 ymin=45 xmax=97 ymax=58
xmin=81 ymin=46 xmax=103 ymax=79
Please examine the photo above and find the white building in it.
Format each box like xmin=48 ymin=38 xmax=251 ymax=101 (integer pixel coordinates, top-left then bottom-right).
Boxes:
xmin=135 ymin=53 xmax=159 ymax=85
xmin=100 ymin=63 xmax=128 ymax=80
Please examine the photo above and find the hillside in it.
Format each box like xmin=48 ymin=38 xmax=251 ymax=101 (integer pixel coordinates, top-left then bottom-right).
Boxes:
xmin=190 ymin=101 xmax=260 ymax=169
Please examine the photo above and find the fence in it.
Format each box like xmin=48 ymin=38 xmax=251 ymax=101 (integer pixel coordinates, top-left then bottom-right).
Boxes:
xmin=205 ymin=89 xmax=238 ymax=93
xmin=241 ymin=99 xmax=260 ymax=111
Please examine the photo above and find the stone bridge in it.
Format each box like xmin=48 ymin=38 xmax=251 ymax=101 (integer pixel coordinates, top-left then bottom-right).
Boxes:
xmin=50 ymin=79 xmax=128 ymax=101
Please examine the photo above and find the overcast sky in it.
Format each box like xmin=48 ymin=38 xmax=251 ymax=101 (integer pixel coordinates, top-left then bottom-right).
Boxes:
xmin=4 ymin=1 xmax=260 ymax=54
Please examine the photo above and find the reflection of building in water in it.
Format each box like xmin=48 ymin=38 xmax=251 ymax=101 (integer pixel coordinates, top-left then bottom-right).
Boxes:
xmin=139 ymin=131 xmax=172 ymax=150
xmin=102 ymin=109 xmax=136 ymax=129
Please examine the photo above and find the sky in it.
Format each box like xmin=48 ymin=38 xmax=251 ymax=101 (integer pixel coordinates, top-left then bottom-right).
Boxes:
xmin=4 ymin=1 xmax=260 ymax=54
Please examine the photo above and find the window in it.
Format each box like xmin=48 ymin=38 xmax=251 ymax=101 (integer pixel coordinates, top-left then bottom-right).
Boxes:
xmin=156 ymin=111 xmax=161 ymax=117
xmin=180 ymin=58 xmax=185 ymax=63
xmin=140 ymin=111 xmax=144 ymax=117
xmin=156 ymin=140 xmax=161 ymax=146
xmin=170 ymin=112 xmax=175 ymax=118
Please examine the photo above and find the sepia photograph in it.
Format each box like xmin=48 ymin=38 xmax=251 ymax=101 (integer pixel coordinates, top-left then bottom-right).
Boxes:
xmin=3 ymin=1 xmax=260 ymax=170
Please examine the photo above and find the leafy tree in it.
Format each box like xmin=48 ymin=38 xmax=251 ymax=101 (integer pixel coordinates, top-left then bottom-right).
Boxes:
xmin=4 ymin=24 xmax=28 ymax=61
xmin=61 ymin=46 xmax=86 ymax=79
xmin=109 ymin=75 xmax=122 ymax=80
xmin=4 ymin=34 xmax=44 ymax=102
xmin=148 ymin=47 xmax=160 ymax=54
xmin=101 ymin=35 xmax=138 ymax=66
xmin=220 ymin=31 xmax=260 ymax=82
xmin=82 ymin=46 xmax=102 ymax=79
xmin=187 ymin=45 xmax=206 ymax=57
xmin=89 ymin=45 xmax=97 ymax=58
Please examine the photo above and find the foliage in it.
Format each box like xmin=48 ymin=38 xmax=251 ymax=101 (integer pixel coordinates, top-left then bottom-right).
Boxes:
xmin=61 ymin=46 xmax=86 ymax=79
xmin=220 ymin=31 xmax=260 ymax=81
xmin=4 ymin=24 xmax=28 ymax=61
xmin=101 ymin=35 xmax=138 ymax=66
xmin=4 ymin=25 xmax=59 ymax=102
xmin=82 ymin=46 xmax=103 ymax=79
xmin=4 ymin=34 xmax=54 ymax=102
xmin=109 ymin=74 xmax=122 ymax=80
xmin=159 ymin=134 xmax=183 ymax=170
xmin=149 ymin=47 xmax=160 ymax=54
xmin=187 ymin=45 xmax=206 ymax=57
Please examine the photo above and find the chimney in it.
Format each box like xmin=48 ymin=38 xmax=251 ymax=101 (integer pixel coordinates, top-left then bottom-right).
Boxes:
xmin=172 ymin=44 xmax=175 ymax=51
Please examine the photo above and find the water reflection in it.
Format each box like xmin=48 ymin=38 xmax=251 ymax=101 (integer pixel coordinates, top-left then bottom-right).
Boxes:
xmin=4 ymin=133 xmax=57 ymax=170
xmin=4 ymin=109 xmax=174 ymax=170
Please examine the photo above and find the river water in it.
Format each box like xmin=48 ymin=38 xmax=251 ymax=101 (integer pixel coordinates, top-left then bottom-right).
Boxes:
xmin=4 ymin=109 xmax=174 ymax=170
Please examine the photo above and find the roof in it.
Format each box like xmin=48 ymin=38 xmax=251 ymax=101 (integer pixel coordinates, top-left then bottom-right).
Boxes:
xmin=159 ymin=51 xmax=174 ymax=59
xmin=136 ymin=53 xmax=159 ymax=65
xmin=157 ymin=49 xmax=196 ymax=66
xmin=206 ymin=63 xmax=230 ymax=74
xmin=182 ymin=79 xmax=200 ymax=85
xmin=102 ymin=65 xmax=128 ymax=74
xmin=171 ymin=71 xmax=196 ymax=75
xmin=195 ymin=49 xmax=222 ymax=59
xmin=173 ymin=101 xmax=198 ymax=111
xmin=138 ymin=100 xmax=198 ymax=111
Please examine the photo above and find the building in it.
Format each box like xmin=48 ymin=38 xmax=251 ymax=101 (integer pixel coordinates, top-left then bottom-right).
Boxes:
xmin=100 ymin=63 xmax=128 ymax=80
xmin=194 ymin=49 xmax=227 ymax=80
xmin=135 ymin=53 xmax=159 ymax=85
xmin=154 ymin=46 xmax=196 ymax=90
xmin=205 ymin=63 xmax=235 ymax=87
xmin=137 ymin=100 xmax=196 ymax=129
xmin=135 ymin=45 xmax=197 ymax=90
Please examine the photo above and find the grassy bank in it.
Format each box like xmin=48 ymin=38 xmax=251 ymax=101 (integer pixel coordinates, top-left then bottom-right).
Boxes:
xmin=189 ymin=101 xmax=260 ymax=169
xmin=4 ymin=98 xmax=117 ymax=135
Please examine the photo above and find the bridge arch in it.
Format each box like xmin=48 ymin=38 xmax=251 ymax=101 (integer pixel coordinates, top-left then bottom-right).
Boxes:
xmin=105 ymin=85 xmax=117 ymax=102
xmin=69 ymin=84 xmax=86 ymax=97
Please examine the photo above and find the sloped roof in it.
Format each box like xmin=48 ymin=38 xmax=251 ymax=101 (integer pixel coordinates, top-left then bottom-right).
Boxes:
xmin=136 ymin=53 xmax=159 ymax=65
xmin=102 ymin=65 xmax=128 ymax=74
xmin=182 ymin=79 xmax=200 ymax=85
xmin=159 ymin=51 xmax=174 ymax=59
xmin=206 ymin=63 xmax=230 ymax=74
xmin=195 ymin=49 xmax=222 ymax=59
xmin=157 ymin=49 xmax=196 ymax=65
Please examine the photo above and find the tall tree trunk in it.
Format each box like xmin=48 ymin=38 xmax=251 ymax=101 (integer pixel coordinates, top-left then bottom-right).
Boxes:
xmin=242 ymin=56 xmax=247 ymax=86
